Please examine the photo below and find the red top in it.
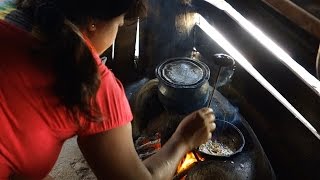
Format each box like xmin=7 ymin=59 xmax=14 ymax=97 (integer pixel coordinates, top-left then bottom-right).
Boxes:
xmin=0 ymin=20 xmax=133 ymax=179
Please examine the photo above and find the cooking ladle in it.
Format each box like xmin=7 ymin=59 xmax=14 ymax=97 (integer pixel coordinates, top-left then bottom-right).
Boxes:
xmin=207 ymin=54 xmax=235 ymax=141
xmin=192 ymin=54 xmax=235 ymax=162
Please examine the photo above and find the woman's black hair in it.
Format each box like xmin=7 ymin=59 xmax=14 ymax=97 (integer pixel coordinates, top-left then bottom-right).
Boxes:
xmin=16 ymin=0 xmax=146 ymax=121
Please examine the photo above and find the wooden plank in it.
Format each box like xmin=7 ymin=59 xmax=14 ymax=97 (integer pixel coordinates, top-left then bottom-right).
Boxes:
xmin=317 ymin=44 xmax=320 ymax=79
xmin=262 ymin=0 xmax=320 ymax=39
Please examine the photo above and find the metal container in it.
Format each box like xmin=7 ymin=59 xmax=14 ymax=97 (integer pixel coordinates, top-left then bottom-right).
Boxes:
xmin=155 ymin=57 xmax=210 ymax=114
xmin=198 ymin=120 xmax=245 ymax=158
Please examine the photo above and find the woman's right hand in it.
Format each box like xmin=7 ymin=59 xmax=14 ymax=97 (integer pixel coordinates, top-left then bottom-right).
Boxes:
xmin=174 ymin=108 xmax=216 ymax=151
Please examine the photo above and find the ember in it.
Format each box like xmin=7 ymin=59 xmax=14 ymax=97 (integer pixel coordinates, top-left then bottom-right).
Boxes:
xmin=135 ymin=133 xmax=161 ymax=160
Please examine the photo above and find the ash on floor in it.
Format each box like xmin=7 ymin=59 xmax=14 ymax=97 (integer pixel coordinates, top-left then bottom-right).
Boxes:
xmin=50 ymin=137 xmax=96 ymax=180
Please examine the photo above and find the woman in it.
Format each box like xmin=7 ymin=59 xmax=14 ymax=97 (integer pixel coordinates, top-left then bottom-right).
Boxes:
xmin=0 ymin=0 xmax=216 ymax=179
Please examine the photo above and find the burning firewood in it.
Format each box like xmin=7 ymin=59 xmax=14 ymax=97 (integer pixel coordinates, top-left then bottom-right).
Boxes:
xmin=134 ymin=133 xmax=161 ymax=160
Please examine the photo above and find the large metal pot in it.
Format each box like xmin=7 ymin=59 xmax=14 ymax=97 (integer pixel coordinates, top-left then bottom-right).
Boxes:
xmin=155 ymin=57 xmax=210 ymax=114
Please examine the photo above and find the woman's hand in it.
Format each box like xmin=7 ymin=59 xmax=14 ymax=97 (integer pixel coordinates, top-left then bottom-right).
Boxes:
xmin=174 ymin=108 xmax=216 ymax=151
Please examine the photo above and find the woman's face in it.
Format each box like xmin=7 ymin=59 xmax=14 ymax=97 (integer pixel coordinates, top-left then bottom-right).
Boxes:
xmin=83 ymin=15 xmax=125 ymax=55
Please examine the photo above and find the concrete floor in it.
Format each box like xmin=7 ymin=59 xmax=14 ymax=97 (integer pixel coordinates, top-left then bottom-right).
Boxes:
xmin=49 ymin=137 xmax=96 ymax=180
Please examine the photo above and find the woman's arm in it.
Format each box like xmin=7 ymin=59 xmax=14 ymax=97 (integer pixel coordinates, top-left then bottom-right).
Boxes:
xmin=78 ymin=108 xmax=215 ymax=180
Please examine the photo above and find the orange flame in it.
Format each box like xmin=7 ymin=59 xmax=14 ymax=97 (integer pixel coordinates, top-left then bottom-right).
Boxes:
xmin=177 ymin=152 xmax=204 ymax=174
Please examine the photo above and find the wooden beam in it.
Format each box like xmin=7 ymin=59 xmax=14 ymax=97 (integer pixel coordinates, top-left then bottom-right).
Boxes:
xmin=262 ymin=0 xmax=320 ymax=39
xmin=317 ymin=44 xmax=320 ymax=79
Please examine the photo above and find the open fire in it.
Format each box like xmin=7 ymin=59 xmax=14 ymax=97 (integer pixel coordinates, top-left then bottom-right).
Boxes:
xmin=177 ymin=152 xmax=198 ymax=173
xmin=175 ymin=152 xmax=205 ymax=179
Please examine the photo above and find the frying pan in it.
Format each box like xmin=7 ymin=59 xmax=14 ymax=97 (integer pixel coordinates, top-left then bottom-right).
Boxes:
xmin=197 ymin=120 xmax=245 ymax=158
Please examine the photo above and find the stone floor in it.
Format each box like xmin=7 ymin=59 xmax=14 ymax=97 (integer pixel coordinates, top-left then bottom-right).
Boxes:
xmin=49 ymin=137 xmax=96 ymax=180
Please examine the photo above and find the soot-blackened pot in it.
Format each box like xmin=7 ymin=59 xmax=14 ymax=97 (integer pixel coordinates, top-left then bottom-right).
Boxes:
xmin=155 ymin=57 xmax=210 ymax=114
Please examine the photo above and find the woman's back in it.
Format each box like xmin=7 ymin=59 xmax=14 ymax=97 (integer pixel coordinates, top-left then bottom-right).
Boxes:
xmin=0 ymin=19 xmax=76 ymax=178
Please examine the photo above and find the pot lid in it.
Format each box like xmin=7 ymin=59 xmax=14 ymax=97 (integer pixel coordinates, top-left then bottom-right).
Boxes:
xmin=156 ymin=57 xmax=210 ymax=88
